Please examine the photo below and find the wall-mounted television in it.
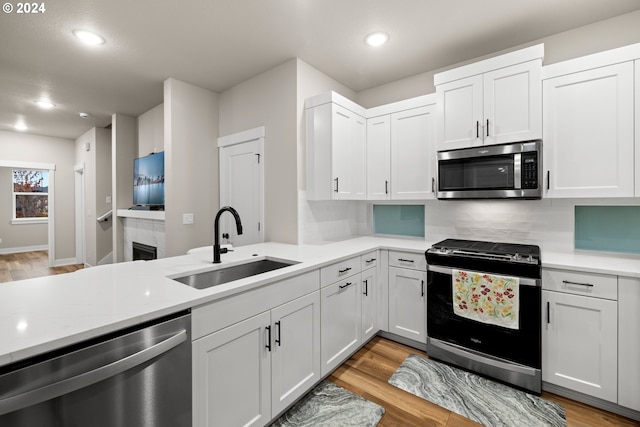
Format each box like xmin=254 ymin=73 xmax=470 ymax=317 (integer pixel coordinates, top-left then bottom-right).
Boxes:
xmin=133 ymin=152 xmax=165 ymax=208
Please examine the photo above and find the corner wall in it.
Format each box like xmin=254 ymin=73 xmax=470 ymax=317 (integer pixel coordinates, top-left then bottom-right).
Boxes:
xmin=164 ymin=78 xmax=218 ymax=257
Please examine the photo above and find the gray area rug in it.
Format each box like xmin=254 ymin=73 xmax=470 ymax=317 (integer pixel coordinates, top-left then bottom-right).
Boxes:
xmin=271 ymin=380 xmax=384 ymax=427
xmin=389 ymin=354 xmax=566 ymax=427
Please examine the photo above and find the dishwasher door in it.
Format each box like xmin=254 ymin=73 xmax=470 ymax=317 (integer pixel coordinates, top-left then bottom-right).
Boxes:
xmin=0 ymin=311 xmax=191 ymax=427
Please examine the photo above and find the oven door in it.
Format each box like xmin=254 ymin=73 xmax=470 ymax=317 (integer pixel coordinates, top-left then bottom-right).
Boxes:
xmin=427 ymin=264 xmax=541 ymax=367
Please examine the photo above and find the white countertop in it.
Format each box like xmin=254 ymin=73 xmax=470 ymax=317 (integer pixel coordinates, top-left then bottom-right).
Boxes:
xmin=1 ymin=236 xmax=638 ymax=368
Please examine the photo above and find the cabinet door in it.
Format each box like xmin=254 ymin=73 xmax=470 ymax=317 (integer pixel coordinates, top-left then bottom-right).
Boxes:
xmin=636 ymin=60 xmax=640 ymax=197
xmin=271 ymin=292 xmax=321 ymax=415
xmin=542 ymin=290 xmax=617 ymax=402
xmin=618 ymin=278 xmax=640 ymax=411
xmin=361 ymin=267 xmax=377 ymax=342
xmin=320 ymin=275 xmax=362 ymax=376
xmin=193 ymin=311 xmax=271 ymax=427
xmin=388 ymin=267 xmax=427 ymax=343
xmin=391 ymin=105 xmax=437 ymax=199
xmin=483 ymin=60 xmax=541 ymax=145
xmin=332 ymin=104 xmax=366 ymax=200
xmin=436 ymin=74 xmax=483 ymax=151
xmin=366 ymin=115 xmax=391 ymax=200
xmin=543 ymin=62 xmax=634 ymax=198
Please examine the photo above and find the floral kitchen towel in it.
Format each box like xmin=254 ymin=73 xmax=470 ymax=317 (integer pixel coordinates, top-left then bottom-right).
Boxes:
xmin=452 ymin=269 xmax=519 ymax=330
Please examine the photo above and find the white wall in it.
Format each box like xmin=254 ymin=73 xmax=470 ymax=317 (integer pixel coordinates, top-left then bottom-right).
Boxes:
xmin=164 ymin=78 xmax=218 ymax=257
xmin=219 ymin=60 xmax=298 ymax=244
xmin=0 ymin=130 xmax=75 ymax=260
xmin=356 ymin=10 xmax=640 ymax=107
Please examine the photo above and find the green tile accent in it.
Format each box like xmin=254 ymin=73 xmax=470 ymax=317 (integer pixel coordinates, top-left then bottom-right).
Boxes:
xmin=373 ymin=205 xmax=425 ymax=238
xmin=575 ymin=206 xmax=640 ymax=254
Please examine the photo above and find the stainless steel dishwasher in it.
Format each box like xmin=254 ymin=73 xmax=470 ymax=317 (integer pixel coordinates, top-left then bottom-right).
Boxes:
xmin=0 ymin=311 xmax=191 ymax=427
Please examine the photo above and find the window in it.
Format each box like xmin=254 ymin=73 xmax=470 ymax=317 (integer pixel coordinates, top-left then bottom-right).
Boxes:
xmin=12 ymin=169 xmax=49 ymax=222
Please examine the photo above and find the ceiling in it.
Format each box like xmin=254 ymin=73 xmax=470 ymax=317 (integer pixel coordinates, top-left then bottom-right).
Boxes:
xmin=2 ymin=0 xmax=640 ymax=140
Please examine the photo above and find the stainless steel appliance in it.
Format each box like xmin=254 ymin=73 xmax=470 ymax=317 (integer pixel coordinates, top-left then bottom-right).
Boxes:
xmin=0 ymin=311 xmax=191 ymax=426
xmin=425 ymin=239 xmax=542 ymax=393
xmin=437 ymin=140 xmax=542 ymax=199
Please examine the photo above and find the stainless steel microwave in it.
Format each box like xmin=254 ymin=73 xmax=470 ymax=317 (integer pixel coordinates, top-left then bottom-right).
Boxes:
xmin=436 ymin=140 xmax=542 ymax=200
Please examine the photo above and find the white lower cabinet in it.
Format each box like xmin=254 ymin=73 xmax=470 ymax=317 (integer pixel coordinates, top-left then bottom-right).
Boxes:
xmin=193 ymin=291 xmax=320 ymax=427
xmin=618 ymin=277 xmax=640 ymax=412
xmin=361 ymin=266 xmax=377 ymax=342
xmin=542 ymin=269 xmax=618 ymax=403
xmin=388 ymin=266 xmax=427 ymax=343
xmin=320 ymin=274 xmax=362 ymax=376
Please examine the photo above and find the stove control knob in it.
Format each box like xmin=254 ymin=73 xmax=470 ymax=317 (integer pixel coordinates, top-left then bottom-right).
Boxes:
xmin=513 ymin=253 xmax=522 ymax=262
xmin=527 ymin=255 xmax=534 ymax=263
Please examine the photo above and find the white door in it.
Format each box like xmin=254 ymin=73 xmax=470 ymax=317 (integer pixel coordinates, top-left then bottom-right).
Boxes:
xmin=483 ymin=60 xmax=542 ymax=145
xmin=388 ymin=267 xmax=427 ymax=342
xmin=391 ymin=105 xmax=436 ymax=199
xmin=332 ymin=105 xmax=366 ymax=200
xmin=366 ymin=115 xmax=391 ymax=200
xmin=270 ymin=292 xmax=321 ymax=415
xmin=542 ymin=290 xmax=618 ymax=402
xmin=219 ymin=132 xmax=264 ymax=247
xmin=192 ymin=311 xmax=271 ymax=427
xmin=543 ymin=62 xmax=634 ymax=198
xmin=361 ymin=267 xmax=377 ymax=342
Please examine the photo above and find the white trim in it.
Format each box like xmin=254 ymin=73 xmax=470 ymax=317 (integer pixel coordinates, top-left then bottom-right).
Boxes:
xmin=116 ymin=209 xmax=165 ymax=220
xmin=367 ymin=94 xmax=436 ymax=118
xmin=11 ymin=219 xmax=48 ymax=225
xmin=0 ymin=244 xmax=48 ymax=255
xmin=217 ymin=126 xmax=266 ymax=148
xmin=0 ymin=160 xmax=55 ymax=170
xmin=304 ymin=91 xmax=368 ymax=117
xmin=542 ymin=42 xmax=640 ymax=80
xmin=53 ymin=257 xmax=79 ymax=267
xmin=48 ymin=169 xmax=55 ymax=267
xmin=97 ymin=252 xmax=113 ymax=265
xmin=434 ymin=44 xmax=545 ymax=86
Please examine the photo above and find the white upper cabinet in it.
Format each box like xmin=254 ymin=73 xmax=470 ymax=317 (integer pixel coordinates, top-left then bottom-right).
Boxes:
xmin=366 ymin=115 xmax=391 ymax=200
xmin=543 ymin=59 xmax=635 ymax=198
xmin=636 ymin=59 xmax=640 ymax=198
xmin=435 ymin=44 xmax=543 ymax=151
xmin=306 ymin=93 xmax=367 ymax=200
xmin=390 ymin=105 xmax=437 ymax=199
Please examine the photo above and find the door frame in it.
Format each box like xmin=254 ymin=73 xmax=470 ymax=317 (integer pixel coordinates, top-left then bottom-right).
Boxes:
xmin=217 ymin=126 xmax=265 ymax=244
xmin=74 ymin=163 xmax=86 ymax=266
xmin=0 ymin=160 xmax=56 ymax=267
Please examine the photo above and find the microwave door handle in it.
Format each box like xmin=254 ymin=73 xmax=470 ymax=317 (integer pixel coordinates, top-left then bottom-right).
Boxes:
xmin=514 ymin=153 xmax=522 ymax=189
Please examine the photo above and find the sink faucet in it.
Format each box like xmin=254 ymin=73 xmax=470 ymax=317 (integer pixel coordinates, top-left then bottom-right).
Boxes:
xmin=213 ymin=206 xmax=243 ymax=263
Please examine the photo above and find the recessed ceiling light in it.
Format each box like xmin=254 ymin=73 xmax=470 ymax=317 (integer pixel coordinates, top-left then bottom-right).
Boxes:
xmin=73 ymin=29 xmax=105 ymax=45
xmin=35 ymin=100 xmax=55 ymax=109
xmin=79 ymin=112 xmax=91 ymax=119
xmin=365 ymin=32 xmax=389 ymax=47
xmin=15 ymin=122 xmax=28 ymax=131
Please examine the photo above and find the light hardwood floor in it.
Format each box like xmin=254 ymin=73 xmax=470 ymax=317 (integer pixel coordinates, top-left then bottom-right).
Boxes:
xmin=0 ymin=251 xmax=84 ymax=283
xmin=329 ymin=337 xmax=640 ymax=427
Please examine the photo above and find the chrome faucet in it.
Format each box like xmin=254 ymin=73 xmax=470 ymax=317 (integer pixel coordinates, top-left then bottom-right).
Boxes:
xmin=213 ymin=206 xmax=243 ymax=263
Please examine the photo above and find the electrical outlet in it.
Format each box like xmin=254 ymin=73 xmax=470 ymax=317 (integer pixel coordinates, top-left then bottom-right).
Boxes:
xmin=106 ymin=196 xmax=112 ymax=204
xmin=0 ymin=238 xmax=3 ymax=244
xmin=183 ymin=213 xmax=194 ymax=225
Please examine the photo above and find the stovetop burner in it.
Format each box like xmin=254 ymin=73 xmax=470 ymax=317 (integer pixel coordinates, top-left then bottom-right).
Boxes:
xmin=428 ymin=238 xmax=540 ymax=265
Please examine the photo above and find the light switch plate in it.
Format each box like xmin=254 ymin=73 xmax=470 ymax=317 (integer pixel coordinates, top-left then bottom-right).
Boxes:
xmin=183 ymin=213 xmax=194 ymax=225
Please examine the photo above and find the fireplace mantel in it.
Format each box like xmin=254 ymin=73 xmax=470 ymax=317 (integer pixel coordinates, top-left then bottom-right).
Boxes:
xmin=117 ymin=209 xmax=165 ymax=221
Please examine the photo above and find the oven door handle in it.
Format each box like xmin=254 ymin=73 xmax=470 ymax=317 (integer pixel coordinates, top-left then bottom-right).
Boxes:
xmin=427 ymin=265 xmax=540 ymax=287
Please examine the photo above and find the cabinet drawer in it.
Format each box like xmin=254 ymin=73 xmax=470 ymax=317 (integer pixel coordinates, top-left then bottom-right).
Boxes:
xmin=361 ymin=251 xmax=379 ymax=270
xmin=320 ymin=256 xmax=361 ymax=287
xmin=388 ymin=250 xmax=427 ymax=271
xmin=542 ymin=268 xmax=617 ymax=300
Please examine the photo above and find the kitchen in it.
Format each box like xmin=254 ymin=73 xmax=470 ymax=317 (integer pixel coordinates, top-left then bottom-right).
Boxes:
xmin=1 ymin=1 xmax=640 ymax=426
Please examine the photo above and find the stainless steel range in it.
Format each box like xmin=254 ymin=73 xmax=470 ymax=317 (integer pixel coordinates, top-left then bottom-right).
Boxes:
xmin=425 ymin=239 xmax=542 ymax=393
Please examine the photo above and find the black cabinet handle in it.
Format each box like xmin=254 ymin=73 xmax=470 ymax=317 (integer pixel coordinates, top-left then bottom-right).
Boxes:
xmin=275 ymin=321 xmax=281 ymax=346
xmin=486 ymin=119 xmax=489 ymax=137
xmin=334 ymin=177 xmax=339 ymax=193
xmin=338 ymin=267 xmax=352 ymax=274
xmin=546 ymin=171 xmax=550 ymax=191
xmin=363 ymin=279 xmax=368 ymax=296
xmin=339 ymin=282 xmax=353 ymax=289
xmin=562 ymin=280 xmax=594 ymax=288
xmin=546 ymin=302 xmax=550 ymax=324
xmin=265 ymin=325 xmax=271 ymax=351
xmin=365 ymin=258 xmax=376 ymax=264
xmin=398 ymin=258 xmax=414 ymax=263
xmin=431 ymin=177 xmax=435 ymax=193
xmin=385 ymin=180 xmax=389 ymax=194
xmin=476 ymin=121 xmax=479 ymax=138
xmin=421 ymin=280 xmax=425 ymax=297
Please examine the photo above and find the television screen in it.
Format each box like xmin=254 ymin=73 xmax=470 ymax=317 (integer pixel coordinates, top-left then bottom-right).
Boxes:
xmin=133 ymin=152 xmax=165 ymax=206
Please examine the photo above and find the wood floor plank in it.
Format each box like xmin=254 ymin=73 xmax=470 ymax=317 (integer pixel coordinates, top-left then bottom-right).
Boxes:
xmin=0 ymin=251 xmax=83 ymax=283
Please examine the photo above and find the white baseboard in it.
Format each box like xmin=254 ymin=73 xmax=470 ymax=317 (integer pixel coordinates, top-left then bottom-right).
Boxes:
xmin=0 ymin=245 xmax=48 ymax=255
xmin=53 ymin=257 xmax=79 ymax=267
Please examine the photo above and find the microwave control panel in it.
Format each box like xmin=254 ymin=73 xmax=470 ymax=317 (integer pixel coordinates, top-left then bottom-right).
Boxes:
xmin=521 ymin=153 xmax=538 ymax=189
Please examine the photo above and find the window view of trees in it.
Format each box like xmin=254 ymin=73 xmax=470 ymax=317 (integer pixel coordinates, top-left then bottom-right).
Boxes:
xmin=13 ymin=169 xmax=49 ymax=219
